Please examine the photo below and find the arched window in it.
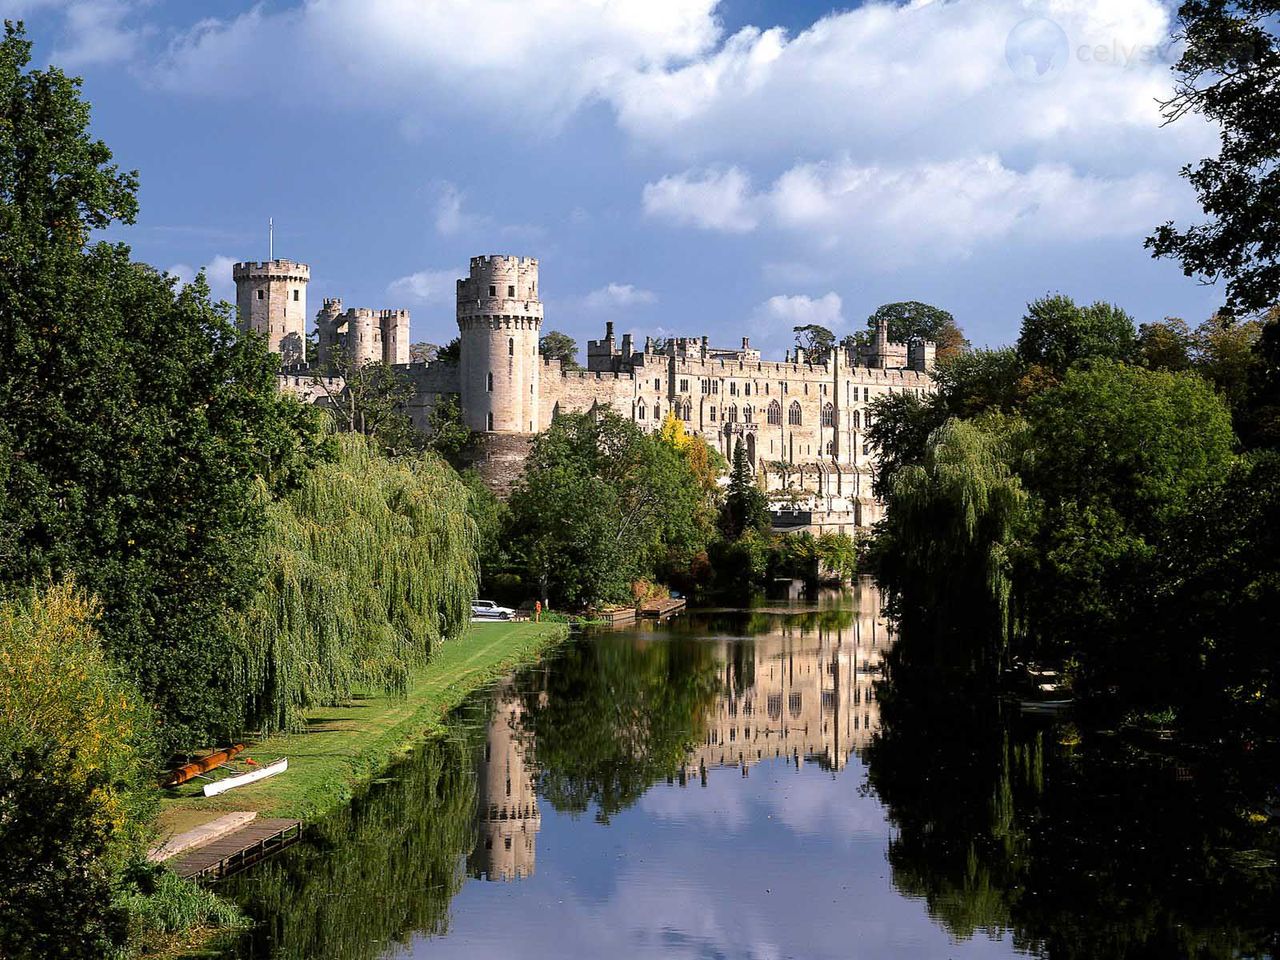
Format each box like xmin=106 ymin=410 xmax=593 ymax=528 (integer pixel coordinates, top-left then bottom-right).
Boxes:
xmin=508 ymin=338 xmax=514 ymax=356
xmin=637 ymin=401 xmax=646 ymax=421
xmin=822 ymin=403 xmax=835 ymax=427
xmin=788 ymin=401 xmax=802 ymax=426
xmin=768 ymin=401 xmax=781 ymax=425
xmin=682 ymin=400 xmax=692 ymax=421
xmin=654 ymin=404 xmax=661 ymax=420
xmin=864 ymin=410 xmax=873 ymax=429
xmin=825 ymin=440 xmax=834 ymax=456
xmin=851 ymin=409 xmax=861 ymax=430
xmin=743 ymin=404 xmax=753 ymax=424
xmin=486 ymin=372 xmax=493 ymax=392
xmin=728 ymin=404 xmax=738 ymax=423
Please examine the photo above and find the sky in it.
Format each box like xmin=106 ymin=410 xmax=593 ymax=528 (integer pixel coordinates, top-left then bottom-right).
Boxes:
xmin=5 ymin=0 xmax=1225 ymax=358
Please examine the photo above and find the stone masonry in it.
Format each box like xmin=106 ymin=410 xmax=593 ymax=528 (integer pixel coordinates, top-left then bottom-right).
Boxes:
xmin=236 ymin=252 xmax=936 ymax=532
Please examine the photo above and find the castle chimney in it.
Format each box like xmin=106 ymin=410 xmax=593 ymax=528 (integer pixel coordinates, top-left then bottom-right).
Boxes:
xmin=742 ymin=336 xmax=750 ymax=350
xmin=605 ymin=321 xmax=615 ymax=340
xmin=621 ymin=333 xmax=633 ymax=357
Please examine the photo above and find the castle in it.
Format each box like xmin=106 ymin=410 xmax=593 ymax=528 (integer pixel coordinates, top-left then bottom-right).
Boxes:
xmin=235 ymin=253 xmax=936 ymax=532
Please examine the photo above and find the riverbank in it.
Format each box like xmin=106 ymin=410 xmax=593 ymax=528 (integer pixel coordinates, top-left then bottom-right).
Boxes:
xmin=157 ymin=620 xmax=568 ymax=832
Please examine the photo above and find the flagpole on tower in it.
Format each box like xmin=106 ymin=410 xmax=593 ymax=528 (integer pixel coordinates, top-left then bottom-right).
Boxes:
xmin=269 ymin=217 xmax=274 ymax=261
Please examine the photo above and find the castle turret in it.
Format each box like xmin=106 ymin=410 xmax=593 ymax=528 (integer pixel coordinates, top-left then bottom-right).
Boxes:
xmin=872 ymin=314 xmax=889 ymax=369
xmin=457 ymin=255 xmax=543 ymax=433
xmin=346 ymin=308 xmax=380 ymax=367
xmin=233 ymin=259 xmax=310 ymax=366
xmin=380 ymin=309 xmax=411 ymax=366
xmin=315 ymin=298 xmax=343 ymax=369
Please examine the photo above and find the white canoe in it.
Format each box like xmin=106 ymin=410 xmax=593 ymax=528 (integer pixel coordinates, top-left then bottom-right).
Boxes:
xmin=203 ymin=758 xmax=288 ymax=797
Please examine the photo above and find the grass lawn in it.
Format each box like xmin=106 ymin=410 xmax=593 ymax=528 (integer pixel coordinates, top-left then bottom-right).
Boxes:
xmin=156 ymin=620 xmax=567 ymax=830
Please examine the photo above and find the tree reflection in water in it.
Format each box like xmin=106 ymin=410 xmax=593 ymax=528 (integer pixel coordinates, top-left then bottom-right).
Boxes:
xmin=864 ymin=620 xmax=1280 ymax=958
xmin=217 ymin=732 xmax=479 ymax=960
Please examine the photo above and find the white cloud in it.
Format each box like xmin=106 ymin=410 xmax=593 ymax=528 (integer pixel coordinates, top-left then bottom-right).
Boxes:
xmin=387 ymin=267 xmax=459 ymax=305
xmin=433 ymin=182 xmax=468 ymax=236
xmin=647 ymin=154 xmax=1176 ymax=267
xmin=156 ymin=0 xmax=722 ymax=127
xmin=642 ymin=167 xmax=757 ymax=234
xmin=583 ymin=283 xmax=657 ymax=310
xmin=754 ymin=292 xmax=844 ymax=331
xmin=166 ymin=253 xmax=236 ymax=304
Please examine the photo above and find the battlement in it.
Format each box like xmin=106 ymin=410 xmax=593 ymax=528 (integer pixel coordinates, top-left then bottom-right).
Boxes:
xmin=232 ymin=259 xmax=310 ymax=280
xmin=469 ymin=254 xmax=538 ymax=271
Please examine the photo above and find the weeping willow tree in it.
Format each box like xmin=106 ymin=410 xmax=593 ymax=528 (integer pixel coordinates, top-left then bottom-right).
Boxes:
xmin=870 ymin=414 xmax=1031 ymax=671
xmin=233 ymin=434 xmax=479 ymax=734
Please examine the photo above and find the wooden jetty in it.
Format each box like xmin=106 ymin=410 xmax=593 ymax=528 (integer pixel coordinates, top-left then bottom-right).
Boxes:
xmin=640 ymin=597 xmax=687 ymax=619
xmin=168 ymin=818 xmax=303 ymax=881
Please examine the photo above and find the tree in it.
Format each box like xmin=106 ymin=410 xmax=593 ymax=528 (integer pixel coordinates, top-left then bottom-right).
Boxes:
xmin=1015 ymin=295 xmax=1136 ymax=374
xmin=437 ymin=337 xmax=461 ymax=364
xmin=310 ymin=349 xmax=420 ymax=456
xmin=793 ymin=323 xmax=835 ymax=359
xmin=0 ymin=24 xmax=322 ymax=749
xmin=423 ymin=394 xmax=471 ymax=459
xmin=538 ymin=330 xmax=579 ymax=369
xmin=1146 ymin=1 xmax=1280 ymax=318
xmin=1192 ymin=313 xmax=1262 ymax=414
xmin=506 ymin=411 xmax=703 ymax=607
xmin=719 ymin=439 xmax=770 ymax=540
xmin=1137 ymin=317 xmax=1194 ymax=371
xmin=1021 ymin=362 xmax=1236 ymax=688
xmin=866 ymin=301 xmax=968 ymax=360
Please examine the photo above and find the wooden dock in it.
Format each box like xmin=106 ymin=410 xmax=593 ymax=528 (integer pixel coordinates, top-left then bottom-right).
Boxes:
xmin=640 ymin=597 xmax=687 ymax=619
xmin=168 ymin=818 xmax=303 ymax=881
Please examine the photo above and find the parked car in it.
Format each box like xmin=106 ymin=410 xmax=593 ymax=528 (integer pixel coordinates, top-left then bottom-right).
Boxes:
xmin=471 ymin=599 xmax=515 ymax=620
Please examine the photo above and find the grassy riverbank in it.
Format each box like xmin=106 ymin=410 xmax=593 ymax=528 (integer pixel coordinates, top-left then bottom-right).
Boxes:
xmin=158 ymin=620 xmax=567 ymax=829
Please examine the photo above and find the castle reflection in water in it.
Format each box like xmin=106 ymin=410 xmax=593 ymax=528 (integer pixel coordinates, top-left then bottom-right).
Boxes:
xmin=468 ymin=581 xmax=890 ymax=882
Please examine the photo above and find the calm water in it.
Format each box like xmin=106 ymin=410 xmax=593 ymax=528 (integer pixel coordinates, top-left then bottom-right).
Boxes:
xmin=215 ymin=582 xmax=1279 ymax=960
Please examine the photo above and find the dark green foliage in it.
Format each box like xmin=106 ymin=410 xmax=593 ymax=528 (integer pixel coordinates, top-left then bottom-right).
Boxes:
xmin=1015 ymin=294 xmax=1136 ymax=374
xmin=793 ymin=323 xmax=835 ymax=358
xmin=538 ymin=329 xmax=579 ymax=368
xmin=315 ymin=352 xmax=420 ymax=457
xmin=437 ymin=337 xmax=461 ymax=364
xmin=459 ymin=468 xmax=509 ymax=591
xmin=424 ymin=394 xmax=472 ymax=458
xmin=860 ymin=301 xmax=969 ymax=360
xmin=0 ymin=25 xmax=322 ymax=750
xmin=0 ymin=747 xmax=128 ymax=958
xmin=1147 ymin=1 xmax=1280 ymax=318
xmin=1137 ymin=317 xmax=1195 ymax=371
xmin=719 ymin=439 xmax=769 ymax=539
xmin=506 ymin=410 xmax=707 ymax=607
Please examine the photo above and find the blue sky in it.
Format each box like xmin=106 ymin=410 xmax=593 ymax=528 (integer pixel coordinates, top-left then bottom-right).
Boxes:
xmin=7 ymin=0 xmax=1221 ymax=357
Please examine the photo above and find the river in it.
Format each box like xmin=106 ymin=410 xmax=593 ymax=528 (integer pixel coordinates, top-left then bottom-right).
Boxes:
xmin=212 ymin=581 xmax=1279 ymax=959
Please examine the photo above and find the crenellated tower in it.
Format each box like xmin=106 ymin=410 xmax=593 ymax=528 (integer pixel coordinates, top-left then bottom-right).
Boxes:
xmin=233 ymin=259 xmax=310 ymax=366
xmin=457 ymin=255 xmax=543 ymax=433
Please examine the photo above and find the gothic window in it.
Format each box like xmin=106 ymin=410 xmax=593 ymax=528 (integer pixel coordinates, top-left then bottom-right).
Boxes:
xmin=825 ymin=440 xmax=834 ymax=456
xmin=728 ymin=404 xmax=738 ymax=423
xmin=745 ymin=383 xmax=752 ymax=396
xmin=486 ymin=372 xmax=493 ymax=392
xmin=682 ymin=400 xmax=692 ymax=421
xmin=864 ymin=410 xmax=873 ymax=429
xmin=730 ymin=382 xmax=737 ymax=396
xmin=789 ymin=693 xmax=802 ymax=718
xmin=788 ymin=401 xmax=802 ymax=426
xmin=822 ymin=403 xmax=835 ymax=427
xmin=851 ymin=409 xmax=861 ymax=430
xmin=637 ymin=401 xmax=646 ymax=420
xmin=508 ymin=338 xmax=514 ymax=356
xmin=768 ymin=401 xmax=781 ymax=425
xmin=743 ymin=405 xmax=753 ymax=423
xmin=654 ymin=404 xmax=661 ymax=420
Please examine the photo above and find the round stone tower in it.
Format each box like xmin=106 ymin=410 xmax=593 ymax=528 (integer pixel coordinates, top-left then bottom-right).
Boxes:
xmin=457 ymin=255 xmax=543 ymax=433
xmin=233 ymin=259 xmax=310 ymax=367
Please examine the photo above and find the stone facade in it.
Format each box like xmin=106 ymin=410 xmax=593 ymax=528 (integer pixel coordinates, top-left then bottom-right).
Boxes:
xmin=246 ymin=251 xmax=936 ymax=532
xmin=233 ymin=259 xmax=310 ymax=366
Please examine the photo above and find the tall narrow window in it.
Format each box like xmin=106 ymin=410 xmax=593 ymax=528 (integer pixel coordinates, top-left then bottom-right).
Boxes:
xmin=728 ymin=404 xmax=738 ymax=423
xmin=508 ymin=338 xmax=514 ymax=356
xmin=768 ymin=401 xmax=781 ymax=425
xmin=293 ymin=289 xmax=300 ymax=301
xmin=489 ymin=285 xmax=497 ymax=297
xmin=822 ymin=403 xmax=835 ymax=427
xmin=486 ymin=412 xmax=494 ymax=430
xmin=508 ymin=284 xmax=515 ymax=297
xmin=486 ymin=372 xmax=493 ymax=392
xmin=789 ymin=401 xmax=802 ymax=426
